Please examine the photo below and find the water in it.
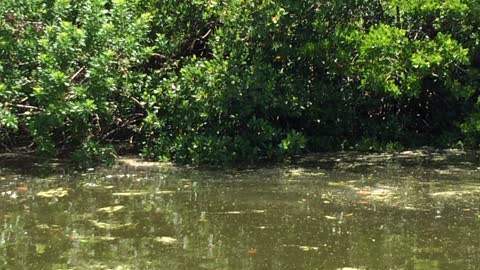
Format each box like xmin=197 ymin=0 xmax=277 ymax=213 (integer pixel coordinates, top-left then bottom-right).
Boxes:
xmin=1 ymin=151 xmax=480 ymax=269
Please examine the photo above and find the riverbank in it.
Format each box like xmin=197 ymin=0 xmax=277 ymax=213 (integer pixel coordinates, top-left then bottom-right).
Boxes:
xmin=1 ymin=147 xmax=478 ymax=176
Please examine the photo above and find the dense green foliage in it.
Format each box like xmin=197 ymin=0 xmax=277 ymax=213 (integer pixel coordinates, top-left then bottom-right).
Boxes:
xmin=1 ymin=0 xmax=480 ymax=164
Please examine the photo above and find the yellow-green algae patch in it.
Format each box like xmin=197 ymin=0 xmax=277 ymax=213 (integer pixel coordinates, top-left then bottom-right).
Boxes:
xmin=36 ymin=188 xmax=68 ymax=198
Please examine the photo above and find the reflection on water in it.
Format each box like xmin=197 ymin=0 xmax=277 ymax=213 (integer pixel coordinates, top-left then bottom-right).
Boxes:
xmin=1 ymin=153 xmax=480 ymax=270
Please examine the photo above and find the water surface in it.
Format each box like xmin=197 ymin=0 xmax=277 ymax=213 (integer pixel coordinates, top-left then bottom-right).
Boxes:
xmin=1 ymin=150 xmax=480 ymax=269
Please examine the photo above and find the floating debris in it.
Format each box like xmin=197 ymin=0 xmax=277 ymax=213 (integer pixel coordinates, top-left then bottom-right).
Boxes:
xmin=285 ymin=168 xmax=326 ymax=177
xmin=223 ymin=211 xmax=242 ymax=214
xmin=83 ymin=183 xmax=115 ymax=190
xmin=328 ymin=181 xmax=355 ymax=187
xmin=36 ymin=224 xmax=51 ymax=230
xmin=112 ymin=190 xmax=174 ymax=196
xmin=118 ymin=157 xmax=173 ymax=168
xmin=97 ymin=236 xmax=116 ymax=241
xmin=430 ymin=191 xmax=469 ymax=197
xmin=97 ymin=205 xmax=125 ymax=214
xmin=36 ymin=188 xmax=68 ymax=198
xmin=434 ymin=169 xmax=452 ymax=175
xmin=216 ymin=210 xmax=267 ymax=215
xmin=155 ymin=236 xmax=178 ymax=245
xmin=356 ymin=190 xmax=371 ymax=196
xmin=299 ymin=246 xmax=319 ymax=251
xmin=72 ymin=235 xmax=117 ymax=243
xmin=282 ymin=244 xmax=320 ymax=251
xmin=90 ymin=220 xmax=135 ymax=230
xmin=357 ymin=187 xmax=398 ymax=203
xmin=286 ymin=168 xmax=305 ymax=177
xmin=35 ymin=224 xmax=61 ymax=231
xmin=112 ymin=191 xmax=148 ymax=196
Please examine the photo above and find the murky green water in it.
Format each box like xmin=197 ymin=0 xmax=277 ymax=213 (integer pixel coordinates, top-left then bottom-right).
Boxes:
xmin=1 ymin=151 xmax=480 ymax=270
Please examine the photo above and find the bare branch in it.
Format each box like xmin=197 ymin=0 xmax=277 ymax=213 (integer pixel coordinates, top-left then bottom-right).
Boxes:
xmin=70 ymin=66 xmax=85 ymax=81
xmin=13 ymin=104 xmax=44 ymax=111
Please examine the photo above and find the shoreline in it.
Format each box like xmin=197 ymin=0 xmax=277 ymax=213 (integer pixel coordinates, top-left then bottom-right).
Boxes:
xmin=1 ymin=148 xmax=478 ymax=175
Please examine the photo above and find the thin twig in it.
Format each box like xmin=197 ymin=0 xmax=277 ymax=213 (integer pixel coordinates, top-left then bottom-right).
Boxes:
xmin=70 ymin=66 xmax=85 ymax=81
xmin=13 ymin=104 xmax=44 ymax=111
xmin=201 ymin=29 xmax=212 ymax=39
xmin=131 ymin=97 xmax=145 ymax=110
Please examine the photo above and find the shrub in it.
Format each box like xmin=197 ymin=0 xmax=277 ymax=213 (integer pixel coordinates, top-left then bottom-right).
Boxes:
xmin=1 ymin=0 xmax=479 ymax=164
